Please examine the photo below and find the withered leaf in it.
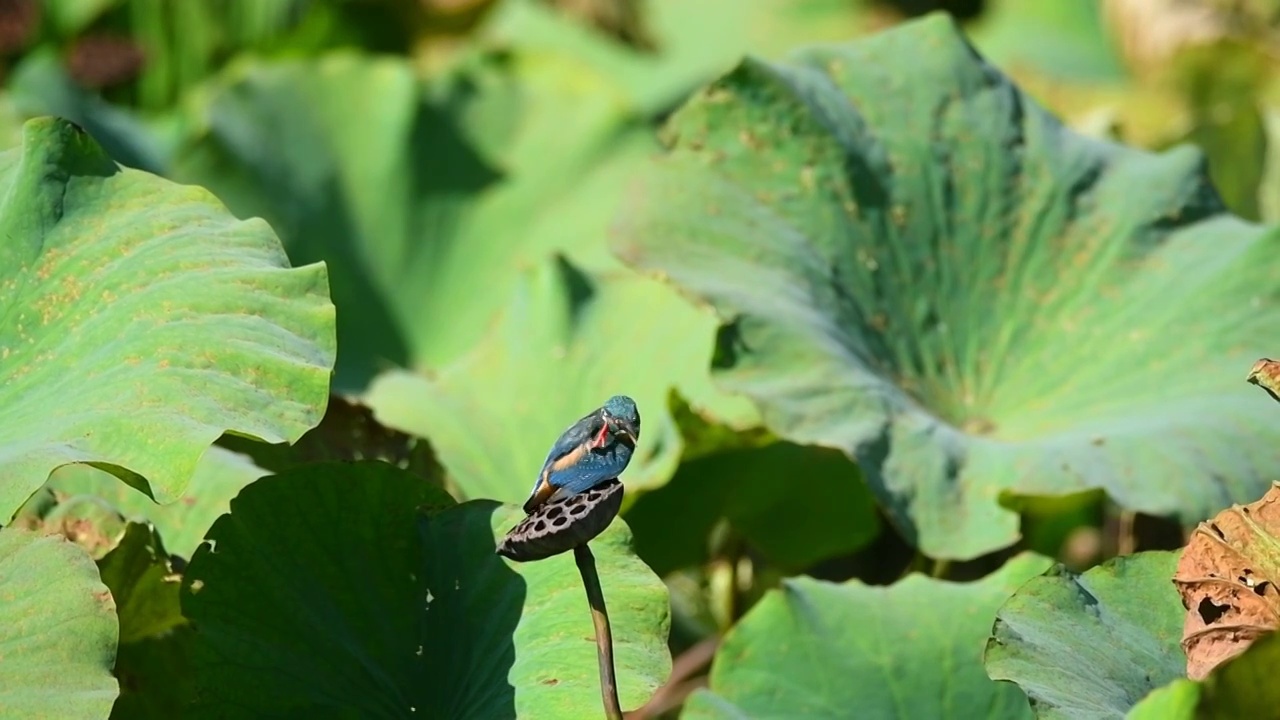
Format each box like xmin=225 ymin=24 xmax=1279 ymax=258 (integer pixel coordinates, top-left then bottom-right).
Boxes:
xmin=1246 ymin=358 xmax=1280 ymax=404
xmin=1173 ymin=481 xmax=1280 ymax=679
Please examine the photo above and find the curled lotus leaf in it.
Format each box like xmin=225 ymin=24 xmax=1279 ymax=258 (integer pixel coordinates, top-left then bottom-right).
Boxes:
xmin=497 ymin=480 xmax=624 ymax=563
xmin=1174 ymin=481 xmax=1280 ymax=679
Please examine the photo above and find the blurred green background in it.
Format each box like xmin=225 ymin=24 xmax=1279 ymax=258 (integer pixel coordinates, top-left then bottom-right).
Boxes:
xmin=13 ymin=0 xmax=1280 ymax=716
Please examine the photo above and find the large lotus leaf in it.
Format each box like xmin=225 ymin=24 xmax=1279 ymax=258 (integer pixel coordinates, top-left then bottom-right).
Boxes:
xmin=366 ymin=254 xmax=758 ymax=505
xmin=613 ymin=11 xmax=1280 ymax=559
xmin=984 ymin=551 xmax=1185 ymax=719
xmin=171 ymin=48 xmax=658 ymax=390
xmin=0 ymin=527 xmax=119 ymax=717
xmin=0 ymin=116 xmax=334 ymax=519
xmin=683 ymin=552 xmax=1052 ymax=719
xmin=625 ymin=441 xmax=879 ymax=575
xmin=183 ymin=460 xmax=671 ymax=718
xmin=40 ymin=445 xmax=268 ymax=560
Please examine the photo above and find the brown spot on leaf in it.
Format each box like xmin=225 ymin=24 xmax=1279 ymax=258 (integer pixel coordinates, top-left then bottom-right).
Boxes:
xmin=1174 ymin=481 xmax=1280 ymax=679
xmin=541 ymin=678 xmax=559 ymax=686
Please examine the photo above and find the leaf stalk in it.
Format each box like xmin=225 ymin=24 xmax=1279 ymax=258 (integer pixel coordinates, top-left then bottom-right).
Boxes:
xmin=575 ymin=543 xmax=623 ymax=720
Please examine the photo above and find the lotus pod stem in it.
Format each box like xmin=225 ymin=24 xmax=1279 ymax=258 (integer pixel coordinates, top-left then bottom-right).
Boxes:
xmin=496 ymin=480 xmax=626 ymax=718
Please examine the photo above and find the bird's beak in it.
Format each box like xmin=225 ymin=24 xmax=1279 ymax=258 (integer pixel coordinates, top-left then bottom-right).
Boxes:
xmin=616 ymin=423 xmax=638 ymax=445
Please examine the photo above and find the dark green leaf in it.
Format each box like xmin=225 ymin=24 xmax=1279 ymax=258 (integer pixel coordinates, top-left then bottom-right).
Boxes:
xmin=182 ymin=460 xmax=670 ymax=717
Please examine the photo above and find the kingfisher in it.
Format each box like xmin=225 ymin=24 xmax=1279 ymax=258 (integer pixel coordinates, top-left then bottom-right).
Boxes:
xmin=521 ymin=395 xmax=641 ymax=514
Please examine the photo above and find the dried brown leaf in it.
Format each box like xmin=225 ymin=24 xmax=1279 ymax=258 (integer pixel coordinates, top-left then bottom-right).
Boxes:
xmin=1173 ymin=482 xmax=1280 ymax=679
xmin=1246 ymin=358 xmax=1280 ymax=403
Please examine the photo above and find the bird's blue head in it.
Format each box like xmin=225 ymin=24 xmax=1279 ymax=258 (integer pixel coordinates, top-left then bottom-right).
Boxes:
xmin=602 ymin=395 xmax=640 ymax=444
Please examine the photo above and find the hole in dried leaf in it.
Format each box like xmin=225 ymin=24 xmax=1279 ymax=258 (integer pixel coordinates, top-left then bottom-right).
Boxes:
xmin=547 ymin=506 xmax=563 ymax=520
xmin=1210 ymin=522 xmax=1226 ymax=540
xmin=1255 ymin=581 xmax=1272 ymax=596
xmin=570 ymin=504 xmax=587 ymax=516
xmin=1197 ymin=597 xmax=1230 ymax=625
xmin=552 ymin=516 xmax=568 ymax=528
xmin=534 ymin=521 xmax=546 ymax=532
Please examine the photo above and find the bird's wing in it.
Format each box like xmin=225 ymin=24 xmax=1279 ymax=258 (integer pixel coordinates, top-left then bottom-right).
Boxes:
xmin=537 ymin=410 xmax=602 ymax=476
xmin=522 ymin=410 xmax=603 ymax=513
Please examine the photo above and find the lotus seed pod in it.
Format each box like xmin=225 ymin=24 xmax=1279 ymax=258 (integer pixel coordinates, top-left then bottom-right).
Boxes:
xmin=496 ymin=480 xmax=624 ymax=562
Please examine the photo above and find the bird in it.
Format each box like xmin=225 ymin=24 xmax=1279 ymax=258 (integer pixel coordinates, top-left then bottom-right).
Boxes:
xmin=521 ymin=395 xmax=641 ymax=514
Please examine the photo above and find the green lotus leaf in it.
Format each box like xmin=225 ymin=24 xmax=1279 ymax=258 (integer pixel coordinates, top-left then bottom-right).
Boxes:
xmin=0 ymin=527 xmax=118 ymax=717
xmin=614 ymin=11 xmax=1280 ymax=559
xmin=182 ymin=460 xmax=671 ymax=718
xmin=684 ymin=552 xmax=1052 ymax=719
xmin=366 ymin=254 xmax=757 ymax=505
xmin=0 ymin=116 xmax=334 ymax=519
xmin=984 ymin=551 xmax=1185 ymax=719
xmin=172 ymin=48 xmax=660 ymax=391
